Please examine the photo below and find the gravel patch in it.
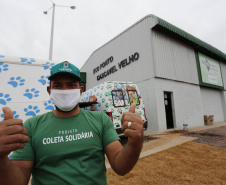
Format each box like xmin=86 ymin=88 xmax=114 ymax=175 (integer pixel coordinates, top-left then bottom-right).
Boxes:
xmin=183 ymin=126 xmax=226 ymax=149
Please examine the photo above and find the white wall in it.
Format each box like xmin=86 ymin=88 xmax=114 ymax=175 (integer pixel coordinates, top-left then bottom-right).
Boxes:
xmin=155 ymin=78 xmax=204 ymax=132
xmin=200 ymin=87 xmax=224 ymax=122
xmin=222 ymin=91 xmax=226 ymax=120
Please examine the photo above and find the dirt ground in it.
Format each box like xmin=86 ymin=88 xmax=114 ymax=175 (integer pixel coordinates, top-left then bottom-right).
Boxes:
xmin=107 ymin=126 xmax=226 ymax=185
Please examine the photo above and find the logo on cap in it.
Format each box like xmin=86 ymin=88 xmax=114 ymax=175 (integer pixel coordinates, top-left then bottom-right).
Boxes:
xmin=59 ymin=61 xmax=72 ymax=72
xmin=64 ymin=61 xmax=69 ymax=68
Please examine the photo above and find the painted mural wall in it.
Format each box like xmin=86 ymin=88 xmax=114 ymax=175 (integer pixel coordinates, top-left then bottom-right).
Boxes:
xmin=0 ymin=55 xmax=55 ymax=123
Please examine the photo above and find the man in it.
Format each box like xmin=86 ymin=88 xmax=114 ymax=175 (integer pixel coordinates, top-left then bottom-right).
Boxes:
xmin=0 ymin=61 xmax=144 ymax=185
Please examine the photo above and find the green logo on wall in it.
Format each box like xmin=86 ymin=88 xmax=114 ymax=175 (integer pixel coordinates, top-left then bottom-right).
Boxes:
xmin=198 ymin=52 xmax=223 ymax=87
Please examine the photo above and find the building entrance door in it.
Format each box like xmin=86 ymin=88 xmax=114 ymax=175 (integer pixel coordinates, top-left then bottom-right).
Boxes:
xmin=164 ymin=92 xmax=174 ymax=129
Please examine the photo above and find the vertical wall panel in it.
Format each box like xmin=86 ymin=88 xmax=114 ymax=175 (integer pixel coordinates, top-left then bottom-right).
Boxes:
xmin=152 ymin=31 xmax=176 ymax=80
xmin=152 ymin=30 xmax=199 ymax=85
xmin=220 ymin=62 xmax=226 ymax=89
xmin=188 ymin=50 xmax=199 ymax=84
xmin=172 ymin=41 xmax=191 ymax=82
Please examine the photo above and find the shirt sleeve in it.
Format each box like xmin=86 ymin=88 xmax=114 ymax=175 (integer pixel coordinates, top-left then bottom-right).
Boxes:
xmin=101 ymin=112 xmax=120 ymax=147
xmin=10 ymin=119 xmax=35 ymax=161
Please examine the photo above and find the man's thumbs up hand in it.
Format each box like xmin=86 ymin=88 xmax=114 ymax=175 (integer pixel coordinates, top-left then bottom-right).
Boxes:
xmin=3 ymin=107 xmax=14 ymax=120
xmin=129 ymin=103 xmax=136 ymax=113
xmin=121 ymin=103 xmax=144 ymax=148
xmin=0 ymin=107 xmax=28 ymax=158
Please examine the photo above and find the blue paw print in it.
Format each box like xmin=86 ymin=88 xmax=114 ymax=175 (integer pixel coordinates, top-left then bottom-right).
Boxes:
xmin=24 ymin=105 xmax=40 ymax=117
xmin=0 ymin=93 xmax=12 ymax=105
xmin=42 ymin=62 xmax=55 ymax=70
xmin=20 ymin=57 xmax=36 ymax=64
xmin=23 ymin=88 xmax=39 ymax=99
xmin=1 ymin=111 xmax=19 ymax=121
xmin=8 ymin=76 xmax=25 ymax=87
xmin=0 ymin=62 xmax=9 ymax=73
xmin=38 ymin=76 xmax=50 ymax=85
xmin=44 ymin=100 xmax=55 ymax=110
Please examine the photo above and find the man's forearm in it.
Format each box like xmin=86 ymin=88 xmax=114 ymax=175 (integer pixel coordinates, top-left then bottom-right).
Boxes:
xmin=112 ymin=142 xmax=143 ymax=176
xmin=0 ymin=157 xmax=27 ymax=185
xmin=107 ymin=103 xmax=144 ymax=176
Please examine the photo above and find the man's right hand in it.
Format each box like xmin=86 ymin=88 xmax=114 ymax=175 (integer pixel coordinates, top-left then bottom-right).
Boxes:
xmin=0 ymin=107 xmax=29 ymax=158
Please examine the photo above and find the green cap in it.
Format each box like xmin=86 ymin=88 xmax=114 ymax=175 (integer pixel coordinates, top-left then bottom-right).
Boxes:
xmin=48 ymin=61 xmax=81 ymax=81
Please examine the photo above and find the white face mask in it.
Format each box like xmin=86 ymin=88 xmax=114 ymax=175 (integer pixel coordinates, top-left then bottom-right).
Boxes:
xmin=50 ymin=89 xmax=81 ymax=112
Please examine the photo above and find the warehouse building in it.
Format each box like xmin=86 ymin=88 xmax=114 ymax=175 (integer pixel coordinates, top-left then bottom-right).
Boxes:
xmin=80 ymin=14 xmax=226 ymax=133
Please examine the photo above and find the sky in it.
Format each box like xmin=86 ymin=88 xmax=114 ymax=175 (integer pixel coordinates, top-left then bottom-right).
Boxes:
xmin=0 ymin=0 xmax=225 ymax=69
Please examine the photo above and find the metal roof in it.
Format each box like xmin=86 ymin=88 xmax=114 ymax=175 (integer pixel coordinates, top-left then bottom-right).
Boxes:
xmin=155 ymin=16 xmax=226 ymax=62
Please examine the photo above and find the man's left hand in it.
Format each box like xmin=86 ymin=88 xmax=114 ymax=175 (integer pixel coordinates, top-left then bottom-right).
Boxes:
xmin=121 ymin=103 xmax=144 ymax=147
